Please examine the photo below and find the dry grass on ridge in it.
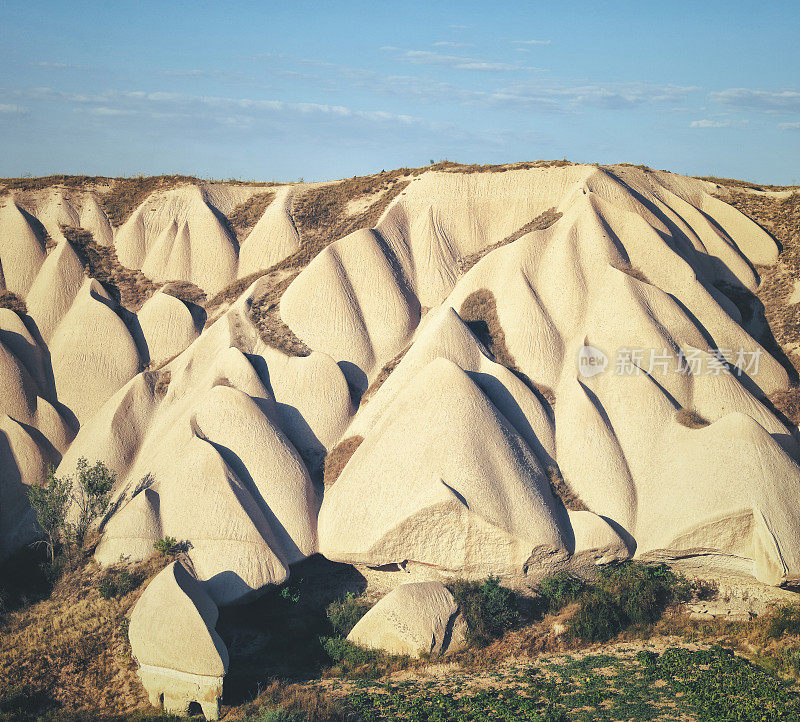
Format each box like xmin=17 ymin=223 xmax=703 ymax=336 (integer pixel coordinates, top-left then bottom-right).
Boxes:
xmin=61 ymin=225 xmax=206 ymax=313
xmin=459 ymin=288 xmax=556 ymax=409
xmin=0 ymin=554 xmax=171 ymax=716
xmin=674 ymin=408 xmax=711 ymax=429
xmin=323 ymin=436 xmax=364 ymax=488
xmin=361 ymin=346 xmax=411 ymax=403
xmin=458 ymin=207 xmax=563 ymax=275
xmin=717 ymin=187 xmax=800 ymax=420
xmin=225 ymin=190 xmax=276 ymax=242
xmin=0 ymin=290 xmax=27 ymax=315
xmin=612 ymin=260 xmax=650 ymax=284
xmin=61 ymin=225 xmax=159 ymax=311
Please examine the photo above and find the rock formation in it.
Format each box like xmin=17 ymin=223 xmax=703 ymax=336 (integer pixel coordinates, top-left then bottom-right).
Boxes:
xmin=2 ymin=164 xmax=799 ymax=599
xmin=128 ymin=561 xmax=228 ymax=720
xmin=347 ymin=581 xmax=467 ymax=657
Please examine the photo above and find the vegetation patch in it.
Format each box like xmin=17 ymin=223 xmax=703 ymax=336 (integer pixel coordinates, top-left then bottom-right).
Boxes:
xmin=152 ymin=536 xmax=185 ymax=556
xmin=97 ymin=569 xmax=141 ymax=600
xmin=674 ymin=408 xmax=711 ymax=428
xmin=0 ymin=290 xmax=27 ymax=315
xmin=361 ymin=347 xmax=409 ymax=402
xmin=99 ymin=175 xmax=204 ymax=227
xmin=292 ymin=170 xmax=410 ymax=249
xmin=546 ymin=465 xmax=588 ymax=512
xmin=721 ymin=189 xmax=800 ymax=380
xmin=322 ymin=436 xmax=363 ymax=488
xmin=27 ymin=458 xmax=115 ymax=563
xmin=612 ymin=260 xmax=650 ymax=283
xmin=639 ymin=645 xmax=800 ymax=720
xmin=458 ymin=207 xmax=562 ymax=274
xmin=61 ymin=225 xmax=160 ymax=311
xmin=540 ymin=563 xmax=691 ymax=643
xmin=0 ymin=175 xmax=110 ymax=197
xmin=246 ymin=270 xmax=312 ymax=356
xmin=159 ymin=280 xmax=206 ymax=307
xmin=153 ymin=369 xmax=170 ymax=399
xmin=449 ymin=576 xmax=521 ymax=647
xmin=437 ymin=158 xmax=576 ymax=174
xmin=459 ymin=288 xmax=554 ymax=409
xmin=459 ymin=289 xmax=515 ymax=367
xmin=226 ymin=190 xmax=276 ymax=242
xmin=340 ymin=644 xmax=800 ymax=722
xmin=699 ymin=175 xmax=799 ymax=192
xmin=325 ymin=592 xmax=370 ymax=638
xmin=0 ymin=555 xmax=169 ymax=717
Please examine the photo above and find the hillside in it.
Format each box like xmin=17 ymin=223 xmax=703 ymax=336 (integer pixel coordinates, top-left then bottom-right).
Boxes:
xmin=2 ymin=161 xmax=800 ymax=719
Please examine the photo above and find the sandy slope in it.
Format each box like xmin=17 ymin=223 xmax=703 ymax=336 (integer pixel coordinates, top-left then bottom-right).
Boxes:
xmin=1 ymin=164 xmax=799 ymax=601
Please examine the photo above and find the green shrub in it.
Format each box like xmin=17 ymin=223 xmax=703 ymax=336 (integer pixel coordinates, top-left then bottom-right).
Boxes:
xmin=320 ymin=635 xmax=378 ymax=665
xmin=26 ymin=458 xmax=115 ymax=563
xmin=326 ymin=592 xmax=369 ymax=637
xmin=449 ymin=575 xmax=520 ymax=646
xmin=25 ymin=468 xmax=72 ymax=564
xmin=153 ymin=536 xmax=181 ymax=555
xmin=765 ymin=603 xmax=800 ymax=639
xmin=98 ymin=570 xmax=140 ymax=600
xmin=568 ymin=588 xmax=629 ymax=642
xmin=562 ymin=562 xmax=690 ymax=642
xmin=71 ymin=457 xmax=115 ymax=546
xmin=539 ymin=572 xmax=585 ymax=611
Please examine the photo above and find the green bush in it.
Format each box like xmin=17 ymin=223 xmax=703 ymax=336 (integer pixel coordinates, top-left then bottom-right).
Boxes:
xmin=538 ymin=571 xmax=585 ymax=611
xmin=560 ymin=562 xmax=690 ymax=642
xmin=567 ymin=589 xmax=628 ymax=642
xmin=71 ymin=457 xmax=115 ymax=546
xmin=98 ymin=570 xmax=140 ymax=600
xmin=26 ymin=468 xmax=71 ymax=564
xmin=26 ymin=458 xmax=115 ymax=563
xmin=326 ymin=592 xmax=369 ymax=637
xmin=320 ymin=635 xmax=378 ymax=665
xmin=153 ymin=536 xmax=181 ymax=556
xmin=765 ymin=603 xmax=800 ymax=639
xmin=449 ymin=575 xmax=520 ymax=646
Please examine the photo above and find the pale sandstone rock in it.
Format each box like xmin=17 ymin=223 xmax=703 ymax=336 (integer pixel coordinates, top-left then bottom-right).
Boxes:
xmin=2 ymin=166 xmax=799 ymax=591
xmin=347 ymin=582 xmax=467 ymax=657
xmin=129 ymin=561 xmax=228 ymax=720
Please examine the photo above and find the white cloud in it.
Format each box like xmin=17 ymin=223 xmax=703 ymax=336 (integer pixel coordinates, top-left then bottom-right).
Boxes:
xmin=0 ymin=103 xmax=28 ymax=113
xmin=433 ymin=41 xmax=473 ymax=47
xmin=85 ymin=106 xmax=136 ymax=116
xmin=710 ymin=88 xmax=800 ymax=112
xmin=10 ymin=86 xmax=419 ymax=126
xmin=29 ymin=61 xmax=92 ymax=70
xmin=690 ymin=119 xmax=731 ymax=128
xmin=384 ymin=48 xmax=541 ymax=72
xmin=779 ymin=121 xmax=800 ymax=130
xmin=511 ymin=39 xmax=551 ymax=46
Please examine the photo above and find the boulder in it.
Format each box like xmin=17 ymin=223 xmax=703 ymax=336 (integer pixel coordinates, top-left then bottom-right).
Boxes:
xmin=129 ymin=561 xmax=228 ymax=720
xmin=347 ymin=581 xmax=467 ymax=657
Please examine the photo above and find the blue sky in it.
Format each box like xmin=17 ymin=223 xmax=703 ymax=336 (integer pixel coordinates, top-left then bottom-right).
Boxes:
xmin=1 ymin=1 xmax=798 ymax=183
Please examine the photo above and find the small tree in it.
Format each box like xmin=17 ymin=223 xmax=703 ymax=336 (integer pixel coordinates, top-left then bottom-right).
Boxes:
xmin=72 ymin=457 xmax=115 ymax=546
xmin=26 ymin=467 xmax=71 ymax=563
xmin=26 ymin=458 xmax=116 ymax=564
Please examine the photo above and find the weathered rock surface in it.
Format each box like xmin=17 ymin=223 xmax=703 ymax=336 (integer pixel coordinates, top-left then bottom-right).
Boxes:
xmin=2 ymin=166 xmax=800 ymax=596
xmin=128 ymin=561 xmax=228 ymax=720
xmin=347 ymin=581 xmax=467 ymax=657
